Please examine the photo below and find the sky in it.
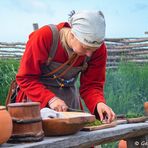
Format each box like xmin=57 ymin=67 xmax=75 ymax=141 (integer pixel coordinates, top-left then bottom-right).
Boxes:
xmin=0 ymin=0 xmax=148 ymax=42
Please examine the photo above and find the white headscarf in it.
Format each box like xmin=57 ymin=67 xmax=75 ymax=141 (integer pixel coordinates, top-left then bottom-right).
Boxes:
xmin=68 ymin=10 xmax=106 ymax=47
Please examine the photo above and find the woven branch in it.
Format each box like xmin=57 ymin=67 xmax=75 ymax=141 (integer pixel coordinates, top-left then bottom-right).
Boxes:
xmin=105 ymin=38 xmax=148 ymax=43
xmin=0 ymin=42 xmax=26 ymax=46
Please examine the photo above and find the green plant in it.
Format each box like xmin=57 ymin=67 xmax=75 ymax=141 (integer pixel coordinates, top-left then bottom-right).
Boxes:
xmin=86 ymin=119 xmax=102 ymax=126
xmin=0 ymin=59 xmax=19 ymax=105
xmin=105 ymin=62 xmax=148 ymax=115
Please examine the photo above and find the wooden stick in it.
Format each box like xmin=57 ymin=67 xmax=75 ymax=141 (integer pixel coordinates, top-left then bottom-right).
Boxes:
xmin=0 ymin=42 xmax=25 ymax=45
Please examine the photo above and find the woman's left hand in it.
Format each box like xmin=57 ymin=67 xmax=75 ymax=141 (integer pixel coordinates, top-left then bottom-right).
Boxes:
xmin=96 ymin=102 xmax=116 ymax=123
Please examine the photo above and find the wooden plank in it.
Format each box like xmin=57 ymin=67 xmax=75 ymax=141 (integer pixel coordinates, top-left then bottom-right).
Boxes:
xmin=1 ymin=122 xmax=148 ymax=148
xmin=82 ymin=121 xmax=117 ymax=131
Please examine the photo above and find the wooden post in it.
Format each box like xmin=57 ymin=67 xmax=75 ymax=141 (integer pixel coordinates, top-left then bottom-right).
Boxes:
xmin=33 ymin=23 xmax=39 ymax=31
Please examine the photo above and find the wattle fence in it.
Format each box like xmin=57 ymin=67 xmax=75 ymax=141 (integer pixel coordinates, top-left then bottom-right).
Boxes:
xmin=106 ymin=38 xmax=148 ymax=68
xmin=0 ymin=37 xmax=148 ymax=69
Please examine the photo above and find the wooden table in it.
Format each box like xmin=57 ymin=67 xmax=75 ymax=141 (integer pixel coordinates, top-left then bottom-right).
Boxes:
xmin=1 ymin=122 xmax=148 ymax=148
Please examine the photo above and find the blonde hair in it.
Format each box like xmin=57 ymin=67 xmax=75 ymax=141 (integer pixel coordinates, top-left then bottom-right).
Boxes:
xmin=59 ymin=27 xmax=73 ymax=57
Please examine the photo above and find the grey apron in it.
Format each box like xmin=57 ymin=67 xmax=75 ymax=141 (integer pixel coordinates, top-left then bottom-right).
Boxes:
xmin=40 ymin=25 xmax=89 ymax=109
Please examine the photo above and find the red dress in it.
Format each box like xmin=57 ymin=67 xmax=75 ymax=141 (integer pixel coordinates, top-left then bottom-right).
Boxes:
xmin=16 ymin=22 xmax=107 ymax=114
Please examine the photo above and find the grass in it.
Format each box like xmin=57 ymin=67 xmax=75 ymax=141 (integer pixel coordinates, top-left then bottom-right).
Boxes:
xmin=105 ymin=62 xmax=148 ymax=115
xmin=0 ymin=59 xmax=20 ymax=105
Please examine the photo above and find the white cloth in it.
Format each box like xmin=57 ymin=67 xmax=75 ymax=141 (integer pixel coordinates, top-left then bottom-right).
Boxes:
xmin=69 ymin=11 xmax=106 ymax=47
xmin=40 ymin=108 xmax=64 ymax=119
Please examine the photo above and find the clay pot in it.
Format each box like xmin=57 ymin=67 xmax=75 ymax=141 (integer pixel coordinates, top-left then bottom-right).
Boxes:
xmin=144 ymin=102 xmax=148 ymax=116
xmin=118 ymin=140 xmax=127 ymax=148
xmin=0 ymin=106 xmax=13 ymax=144
xmin=7 ymin=102 xmax=44 ymax=142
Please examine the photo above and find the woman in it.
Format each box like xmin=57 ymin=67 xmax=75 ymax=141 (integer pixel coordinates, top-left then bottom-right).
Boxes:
xmin=15 ymin=10 xmax=115 ymax=123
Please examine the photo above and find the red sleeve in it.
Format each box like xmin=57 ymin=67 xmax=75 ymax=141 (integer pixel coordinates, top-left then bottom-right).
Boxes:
xmin=79 ymin=43 xmax=107 ymax=114
xmin=16 ymin=26 xmax=56 ymax=108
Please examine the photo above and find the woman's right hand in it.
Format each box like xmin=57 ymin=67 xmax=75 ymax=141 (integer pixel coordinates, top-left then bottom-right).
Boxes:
xmin=48 ymin=96 xmax=68 ymax=112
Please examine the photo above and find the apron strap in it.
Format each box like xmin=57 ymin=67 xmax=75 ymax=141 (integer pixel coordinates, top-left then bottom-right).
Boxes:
xmin=46 ymin=24 xmax=59 ymax=66
xmin=43 ymin=53 xmax=77 ymax=77
xmin=55 ymin=54 xmax=79 ymax=79
xmin=5 ymin=80 xmax=18 ymax=106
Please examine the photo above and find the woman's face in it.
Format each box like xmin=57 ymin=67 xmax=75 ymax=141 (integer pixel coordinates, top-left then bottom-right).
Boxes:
xmin=69 ymin=33 xmax=98 ymax=57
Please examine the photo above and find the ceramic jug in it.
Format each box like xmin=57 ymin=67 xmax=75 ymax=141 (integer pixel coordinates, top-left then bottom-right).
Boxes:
xmin=0 ymin=106 xmax=12 ymax=144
